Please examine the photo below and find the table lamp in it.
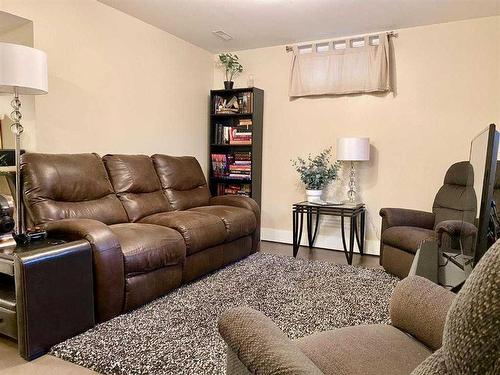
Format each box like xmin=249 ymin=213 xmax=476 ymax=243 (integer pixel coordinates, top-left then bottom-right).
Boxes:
xmin=0 ymin=42 xmax=48 ymax=241
xmin=336 ymin=137 xmax=370 ymax=202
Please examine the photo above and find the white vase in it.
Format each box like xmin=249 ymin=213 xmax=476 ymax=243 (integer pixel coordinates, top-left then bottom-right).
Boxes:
xmin=305 ymin=189 xmax=322 ymax=203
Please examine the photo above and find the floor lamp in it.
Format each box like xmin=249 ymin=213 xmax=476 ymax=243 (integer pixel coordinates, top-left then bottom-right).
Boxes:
xmin=336 ymin=137 xmax=370 ymax=203
xmin=0 ymin=42 xmax=48 ymax=243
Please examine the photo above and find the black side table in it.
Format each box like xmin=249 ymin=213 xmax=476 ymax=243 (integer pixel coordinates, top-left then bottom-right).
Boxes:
xmin=0 ymin=238 xmax=94 ymax=360
xmin=292 ymin=201 xmax=366 ymax=264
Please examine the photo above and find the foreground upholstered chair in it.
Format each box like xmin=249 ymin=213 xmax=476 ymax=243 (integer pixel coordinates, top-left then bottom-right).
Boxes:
xmin=379 ymin=161 xmax=476 ymax=278
xmin=218 ymin=240 xmax=499 ymax=375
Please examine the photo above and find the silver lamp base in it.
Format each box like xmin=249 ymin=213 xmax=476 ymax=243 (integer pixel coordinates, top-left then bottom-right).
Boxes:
xmin=347 ymin=161 xmax=358 ymax=203
xmin=10 ymin=88 xmax=24 ymax=237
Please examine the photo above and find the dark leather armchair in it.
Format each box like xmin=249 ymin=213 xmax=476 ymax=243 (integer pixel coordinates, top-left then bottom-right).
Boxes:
xmin=379 ymin=162 xmax=476 ymax=278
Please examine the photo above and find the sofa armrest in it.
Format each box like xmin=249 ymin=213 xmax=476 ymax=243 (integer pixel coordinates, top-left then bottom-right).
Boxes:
xmin=218 ymin=307 xmax=323 ymax=375
xmin=210 ymin=195 xmax=260 ymax=223
xmin=380 ymin=208 xmax=435 ymax=231
xmin=42 ymin=219 xmax=124 ymax=322
xmin=210 ymin=196 xmax=261 ymax=251
xmin=390 ymin=276 xmax=455 ymax=350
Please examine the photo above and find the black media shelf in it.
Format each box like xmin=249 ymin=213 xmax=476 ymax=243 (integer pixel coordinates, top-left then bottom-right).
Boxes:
xmin=209 ymin=87 xmax=263 ymax=206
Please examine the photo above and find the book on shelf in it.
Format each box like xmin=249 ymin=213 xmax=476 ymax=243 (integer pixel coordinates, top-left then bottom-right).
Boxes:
xmin=229 ymin=165 xmax=251 ymax=172
xmin=238 ymin=119 xmax=252 ymax=127
xmin=211 ymin=152 xmax=252 ymax=180
xmin=211 ymin=154 xmax=228 ymax=177
xmin=213 ymin=91 xmax=253 ymax=114
xmin=240 ymin=92 xmax=253 ymax=114
xmin=229 ymin=127 xmax=252 ymax=145
xmin=214 ymin=124 xmax=252 ymax=145
xmin=214 ymin=124 xmax=230 ymax=144
xmin=216 ymin=183 xmax=251 ymax=197
xmin=234 ymin=151 xmax=251 ymax=161
xmin=233 ymin=160 xmax=252 ymax=165
xmin=228 ymin=174 xmax=251 ymax=180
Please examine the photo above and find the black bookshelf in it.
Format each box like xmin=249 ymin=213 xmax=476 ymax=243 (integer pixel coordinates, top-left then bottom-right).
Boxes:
xmin=209 ymin=87 xmax=263 ymax=207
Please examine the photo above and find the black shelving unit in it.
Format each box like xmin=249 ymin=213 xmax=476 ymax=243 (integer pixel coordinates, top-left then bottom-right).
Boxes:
xmin=209 ymin=87 xmax=263 ymax=207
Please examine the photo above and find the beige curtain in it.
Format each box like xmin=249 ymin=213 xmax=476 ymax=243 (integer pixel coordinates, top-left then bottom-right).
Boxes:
xmin=289 ymin=33 xmax=392 ymax=97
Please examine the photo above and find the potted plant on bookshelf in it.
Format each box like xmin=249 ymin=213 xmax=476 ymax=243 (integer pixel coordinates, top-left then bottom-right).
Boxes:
xmin=218 ymin=53 xmax=243 ymax=89
xmin=291 ymin=147 xmax=341 ymax=203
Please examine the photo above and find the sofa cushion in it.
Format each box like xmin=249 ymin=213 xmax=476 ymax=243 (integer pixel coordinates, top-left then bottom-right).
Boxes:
xmin=140 ymin=211 xmax=226 ymax=255
xmin=103 ymin=154 xmax=171 ymax=222
xmin=382 ymin=226 xmax=436 ymax=254
xmin=296 ymin=324 xmax=432 ymax=375
xmin=151 ymin=154 xmax=210 ymax=210
xmin=21 ymin=153 xmax=128 ymax=225
xmin=189 ymin=205 xmax=257 ymax=242
xmin=109 ymin=223 xmax=185 ymax=275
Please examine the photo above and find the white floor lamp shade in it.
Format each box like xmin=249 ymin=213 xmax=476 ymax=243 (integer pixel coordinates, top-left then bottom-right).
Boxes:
xmin=336 ymin=137 xmax=370 ymax=202
xmin=0 ymin=42 xmax=48 ymax=241
xmin=0 ymin=42 xmax=48 ymax=94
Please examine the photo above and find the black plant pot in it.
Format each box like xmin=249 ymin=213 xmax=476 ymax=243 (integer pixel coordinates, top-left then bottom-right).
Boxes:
xmin=224 ymin=81 xmax=234 ymax=90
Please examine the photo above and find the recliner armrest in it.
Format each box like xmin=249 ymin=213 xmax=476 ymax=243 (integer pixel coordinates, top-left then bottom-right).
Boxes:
xmin=435 ymin=220 xmax=477 ymax=243
xmin=218 ymin=307 xmax=323 ymax=375
xmin=42 ymin=219 xmax=124 ymax=322
xmin=380 ymin=208 xmax=435 ymax=231
xmin=390 ymin=276 xmax=454 ymax=351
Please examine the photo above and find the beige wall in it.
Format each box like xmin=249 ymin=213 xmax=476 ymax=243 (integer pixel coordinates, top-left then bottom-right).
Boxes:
xmin=0 ymin=0 xmax=213 ymax=170
xmin=214 ymin=16 xmax=500 ymax=254
xmin=0 ymin=2 xmax=497 ymax=254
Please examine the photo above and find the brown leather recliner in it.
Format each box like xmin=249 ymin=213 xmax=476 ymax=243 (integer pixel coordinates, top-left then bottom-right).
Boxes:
xmin=379 ymin=161 xmax=476 ymax=278
xmin=21 ymin=153 xmax=260 ymax=322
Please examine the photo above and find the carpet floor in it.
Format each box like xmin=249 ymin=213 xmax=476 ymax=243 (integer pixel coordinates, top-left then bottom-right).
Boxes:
xmin=50 ymin=253 xmax=399 ymax=375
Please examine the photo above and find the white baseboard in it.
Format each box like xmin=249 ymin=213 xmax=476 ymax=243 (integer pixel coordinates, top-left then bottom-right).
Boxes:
xmin=261 ymin=227 xmax=380 ymax=256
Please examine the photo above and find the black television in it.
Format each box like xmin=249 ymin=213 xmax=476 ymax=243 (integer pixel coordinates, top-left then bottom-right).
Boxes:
xmin=466 ymin=123 xmax=499 ymax=264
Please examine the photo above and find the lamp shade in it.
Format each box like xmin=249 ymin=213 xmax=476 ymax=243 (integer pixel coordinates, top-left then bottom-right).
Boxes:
xmin=0 ymin=42 xmax=48 ymax=95
xmin=336 ymin=137 xmax=370 ymax=161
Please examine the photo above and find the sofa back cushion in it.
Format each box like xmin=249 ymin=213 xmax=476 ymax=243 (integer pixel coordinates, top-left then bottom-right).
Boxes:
xmin=103 ymin=154 xmax=171 ymax=221
xmin=152 ymin=154 xmax=210 ymax=210
xmin=433 ymin=161 xmax=477 ymax=226
xmin=21 ymin=153 xmax=128 ymax=225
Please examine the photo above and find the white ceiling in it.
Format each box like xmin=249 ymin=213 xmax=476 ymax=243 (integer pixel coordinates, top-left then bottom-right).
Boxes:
xmin=98 ymin=0 xmax=500 ymax=53
xmin=0 ymin=11 xmax=31 ymax=35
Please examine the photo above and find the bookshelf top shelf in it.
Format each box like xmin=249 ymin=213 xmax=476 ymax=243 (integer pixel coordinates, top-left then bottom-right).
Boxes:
xmin=211 ymin=87 xmax=262 ymax=95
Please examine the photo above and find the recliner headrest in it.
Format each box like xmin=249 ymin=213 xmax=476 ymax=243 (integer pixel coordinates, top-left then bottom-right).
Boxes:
xmin=444 ymin=161 xmax=473 ymax=186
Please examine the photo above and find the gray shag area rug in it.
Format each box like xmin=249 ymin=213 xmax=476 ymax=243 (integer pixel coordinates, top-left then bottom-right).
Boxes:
xmin=51 ymin=253 xmax=399 ymax=375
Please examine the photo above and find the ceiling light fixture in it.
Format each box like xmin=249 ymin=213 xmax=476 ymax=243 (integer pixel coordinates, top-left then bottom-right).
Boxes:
xmin=212 ymin=30 xmax=233 ymax=41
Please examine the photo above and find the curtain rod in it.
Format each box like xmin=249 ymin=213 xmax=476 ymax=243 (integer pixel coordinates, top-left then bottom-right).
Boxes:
xmin=285 ymin=31 xmax=398 ymax=52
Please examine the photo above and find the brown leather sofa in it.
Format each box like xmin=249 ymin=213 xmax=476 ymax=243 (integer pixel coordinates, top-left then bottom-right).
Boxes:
xmin=21 ymin=153 xmax=260 ymax=322
xmin=379 ymin=161 xmax=476 ymax=278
